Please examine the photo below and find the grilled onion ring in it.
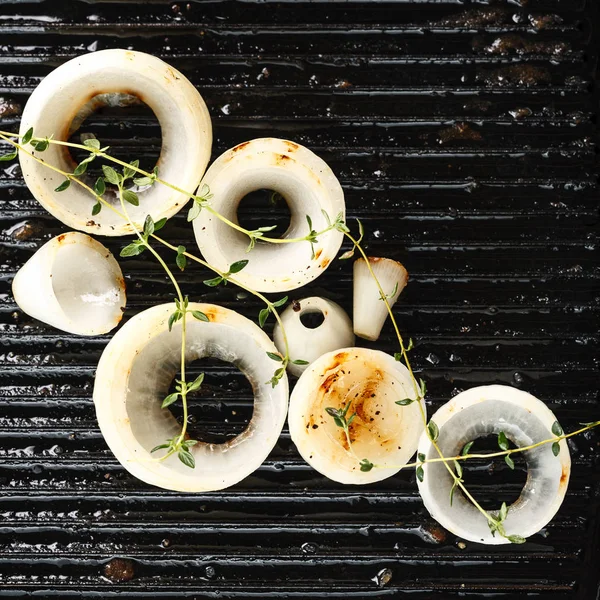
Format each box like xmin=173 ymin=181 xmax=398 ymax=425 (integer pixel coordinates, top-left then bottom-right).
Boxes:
xmin=94 ymin=303 xmax=289 ymax=492
xmin=288 ymin=348 xmax=425 ymax=484
xmin=19 ymin=49 xmax=212 ymax=236
xmin=417 ymin=385 xmax=570 ymax=544
xmin=193 ymin=138 xmax=345 ymax=292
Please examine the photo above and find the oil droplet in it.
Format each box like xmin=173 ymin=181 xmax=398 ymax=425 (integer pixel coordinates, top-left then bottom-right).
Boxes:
xmin=372 ymin=568 xmax=392 ymax=587
xmin=205 ymin=565 xmax=216 ymax=579
xmin=301 ymin=542 xmax=317 ymax=554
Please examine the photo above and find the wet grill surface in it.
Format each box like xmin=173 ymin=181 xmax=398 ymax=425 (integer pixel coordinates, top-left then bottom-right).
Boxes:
xmin=0 ymin=0 xmax=599 ymax=597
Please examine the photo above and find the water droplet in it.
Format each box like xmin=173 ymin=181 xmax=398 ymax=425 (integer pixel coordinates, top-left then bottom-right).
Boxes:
xmin=273 ymin=463 xmax=285 ymax=471
xmin=513 ymin=372 xmax=524 ymax=385
xmin=372 ymin=568 xmax=392 ymax=587
xmin=205 ymin=565 xmax=216 ymax=579
xmin=301 ymin=542 xmax=317 ymax=554
xmin=220 ymin=104 xmax=231 ymax=115
xmin=426 ymin=353 xmax=439 ymax=365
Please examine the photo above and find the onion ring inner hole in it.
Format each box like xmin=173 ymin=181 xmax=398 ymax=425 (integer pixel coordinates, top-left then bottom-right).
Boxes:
xmin=66 ymin=92 xmax=162 ymax=201
xmin=236 ymin=188 xmax=292 ymax=241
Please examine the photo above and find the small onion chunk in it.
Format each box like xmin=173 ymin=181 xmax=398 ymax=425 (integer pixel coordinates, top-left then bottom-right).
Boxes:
xmin=353 ymin=257 xmax=408 ymax=341
xmin=273 ymin=297 xmax=354 ymax=376
xmin=12 ymin=232 xmax=126 ymax=335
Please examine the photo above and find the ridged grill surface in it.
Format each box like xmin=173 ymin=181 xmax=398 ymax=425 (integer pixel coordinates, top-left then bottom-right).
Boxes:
xmin=0 ymin=0 xmax=599 ymax=598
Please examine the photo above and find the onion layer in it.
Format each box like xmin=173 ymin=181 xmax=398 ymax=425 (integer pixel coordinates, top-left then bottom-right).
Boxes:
xmin=19 ymin=49 xmax=212 ymax=236
xmin=193 ymin=138 xmax=345 ymax=292
xmin=12 ymin=232 xmax=126 ymax=335
xmin=93 ymin=303 xmax=289 ymax=492
xmin=417 ymin=385 xmax=570 ymax=544
xmin=273 ymin=297 xmax=354 ymax=377
xmin=353 ymin=257 xmax=408 ymax=341
xmin=288 ymin=348 xmax=425 ymax=484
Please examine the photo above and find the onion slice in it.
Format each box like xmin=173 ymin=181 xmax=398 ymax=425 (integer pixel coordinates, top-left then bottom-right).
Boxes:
xmin=193 ymin=138 xmax=345 ymax=292
xmin=93 ymin=303 xmax=289 ymax=492
xmin=19 ymin=49 xmax=212 ymax=236
xmin=288 ymin=348 xmax=425 ymax=484
xmin=12 ymin=232 xmax=126 ymax=335
xmin=417 ymin=385 xmax=571 ymax=544
xmin=273 ymin=297 xmax=354 ymax=377
xmin=353 ymin=257 xmax=408 ymax=341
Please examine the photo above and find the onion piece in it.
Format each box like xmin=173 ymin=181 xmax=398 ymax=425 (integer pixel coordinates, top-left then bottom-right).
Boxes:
xmin=353 ymin=257 xmax=408 ymax=341
xmin=193 ymin=138 xmax=345 ymax=292
xmin=93 ymin=303 xmax=289 ymax=492
xmin=12 ymin=232 xmax=126 ymax=335
xmin=273 ymin=297 xmax=354 ymax=377
xmin=417 ymin=385 xmax=571 ymax=544
xmin=19 ymin=49 xmax=212 ymax=236
xmin=288 ymin=348 xmax=425 ymax=484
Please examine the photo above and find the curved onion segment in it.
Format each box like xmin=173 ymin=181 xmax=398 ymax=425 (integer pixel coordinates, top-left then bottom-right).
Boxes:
xmin=19 ymin=49 xmax=212 ymax=236
xmin=273 ymin=297 xmax=354 ymax=377
xmin=93 ymin=303 xmax=289 ymax=492
xmin=12 ymin=232 xmax=126 ymax=335
xmin=288 ymin=348 xmax=425 ymax=484
xmin=193 ymin=138 xmax=345 ymax=292
xmin=417 ymin=385 xmax=571 ymax=545
xmin=353 ymin=257 xmax=408 ymax=341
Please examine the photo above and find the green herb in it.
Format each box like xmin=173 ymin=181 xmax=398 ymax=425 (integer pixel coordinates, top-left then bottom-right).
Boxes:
xmin=360 ymin=458 xmax=374 ymax=472
xmin=83 ymin=138 xmax=101 ymax=150
xmin=203 ymin=259 xmax=249 ymax=287
xmin=305 ymin=215 xmax=318 ymax=259
xmin=505 ymin=455 xmax=515 ymax=470
xmin=0 ymin=149 xmax=18 ymax=161
xmin=379 ymin=281 xmax=399 ymax=301
xmin=258 ymin=296 xmax=287 ymax=328
xmin=22 ymin=128 xmax=33 ymax=145
xmin=291 ymin=359 xmax=309 ymax=365
xmin=267 ymin=352 xmax=283 ymax=362
xmin=176 ymin=245 xmax=187 ymax=271
xmin=247 ymin=225 xmax=277 ymax=252
xmin=427 ymin=420 xmax=439 ymax=442
xmin=102 ymin=165 xmax=121 ymax=185
xmin=551 ymin=420 xmax=563 ymax=437
xmin=54 ymin=179 xmax=71 ymax=192
xmin=498 ymin=431 xmax=509 ymax=452
xmin=462 ymin=441 xmax=474 ymax=456
xmin=93 ymin=177 xmax=106 ymax=196
xmin=266 ymin=367 xmax=285 ymax=388
xmin=552 ymin=441 xmax=560 ymax=456
xmin=187 ymin=183 xmax=213 ymax=221
xmin=91 ymin=202 xmax=102 ymax=216
xmin=122 ymin=189 xmax=139 ymax=206
xmin=395 ymin=398 xmax=415 ymax=406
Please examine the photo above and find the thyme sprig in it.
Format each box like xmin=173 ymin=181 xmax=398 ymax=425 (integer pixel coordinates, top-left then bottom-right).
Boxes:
xmin=2 ymin=130 xmax=598 ymax=529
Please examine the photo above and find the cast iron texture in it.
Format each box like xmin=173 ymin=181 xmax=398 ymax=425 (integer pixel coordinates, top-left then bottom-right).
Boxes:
xmin=0 ymin=0 xmax=598 ymax=598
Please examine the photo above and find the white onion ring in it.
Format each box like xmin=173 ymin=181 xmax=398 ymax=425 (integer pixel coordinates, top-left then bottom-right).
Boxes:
xmin=288 ymin=348 xmax=425 ymax=484
xmin=193 ymin=138 xmax=345 ymax=292
xmin=93 ymin=303 xmax=289 ymax=492
xmin=12 ymin=232 xmax=126 ymax=335
xmin=19 ymin=49 xmax=212 ymax=236
xmin=273 ymin=297 xmax=354 ymax=377
xmin=417 ymin=385 xmax=570 ymax=544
